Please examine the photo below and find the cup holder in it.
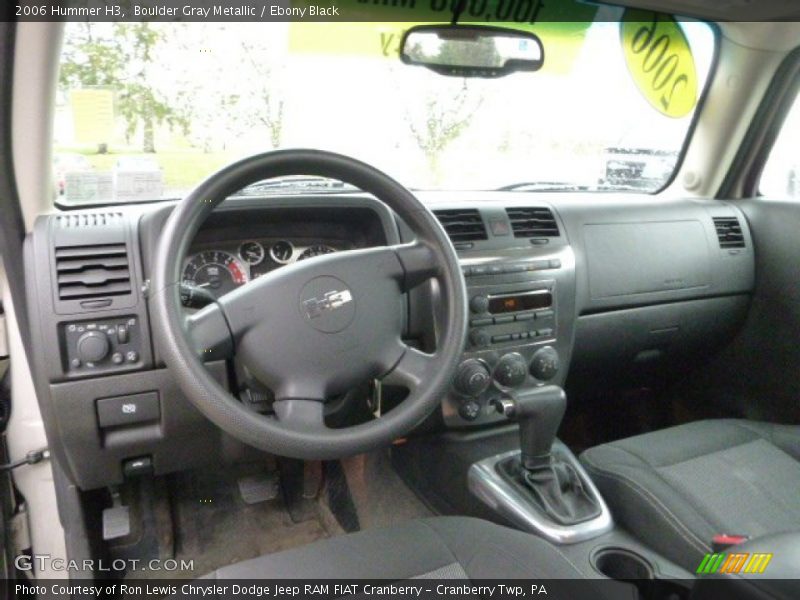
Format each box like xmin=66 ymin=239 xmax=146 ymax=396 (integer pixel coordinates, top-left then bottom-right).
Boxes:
xmin=593 ymin=547 xmax=654 ymax=581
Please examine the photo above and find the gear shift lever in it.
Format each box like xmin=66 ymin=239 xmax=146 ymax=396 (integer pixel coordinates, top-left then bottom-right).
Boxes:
xmin=492 ymin=386 xmax=600 ymax=526
xmin=493 ymin=385 xmax=566 ymax=470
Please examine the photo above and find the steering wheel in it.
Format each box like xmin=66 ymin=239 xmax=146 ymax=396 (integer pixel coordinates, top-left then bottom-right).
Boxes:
xmin=150 ymin=150 xmax=467 ymax=460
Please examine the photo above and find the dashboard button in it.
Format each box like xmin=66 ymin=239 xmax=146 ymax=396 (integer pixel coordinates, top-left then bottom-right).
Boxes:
xmin=76 ymin=331 xmax=110 ymax=363
xmin=491 ymin=334 xmax=511 ymax=343
xmin=470 ymin=329 xmax=491 ymax=348
xmin=453 ymin=359 xmax=491 ymax=397
xmin=515 ymin=312 xmax=534 ymax=322
xmin=458 ymin=400 xmax=481 ymax=421
xmin=493 ymin=315 xmax=514 ymax=324
xmin=116 ymin=324 xmax=129 ymax=344
xmin=531 ymin=346 xmax=560 ymax=381
xmin=470 ymin=295 xmax=490 ymax=314
xmin=494 ymin=353 xmax=528 ymax=388
xmin=470 ymin=317 xmax=493 ymax=327
xmin=97 ymin=392 xmax=159 ymax=428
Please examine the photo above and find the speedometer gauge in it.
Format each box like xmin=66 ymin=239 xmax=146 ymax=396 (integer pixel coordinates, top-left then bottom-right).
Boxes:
xmin=182 ymin=250 xmax=248 ymax=300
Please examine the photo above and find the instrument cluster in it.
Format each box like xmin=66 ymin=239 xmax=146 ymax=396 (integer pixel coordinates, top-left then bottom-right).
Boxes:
xmin=181 ymin=239 xmax=345 ymax=303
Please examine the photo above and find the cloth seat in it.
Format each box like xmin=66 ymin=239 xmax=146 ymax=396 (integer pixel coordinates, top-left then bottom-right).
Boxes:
xmin=580 ymin=419 xmax=800 ymax=572
xmin=203 ymin=516 xmax=589 ymax=580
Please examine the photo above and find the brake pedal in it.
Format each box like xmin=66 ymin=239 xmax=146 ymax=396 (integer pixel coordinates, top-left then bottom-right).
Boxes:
xmin=102 ymin=488 xmax=131 ymax=541
xmin=237 ymin=472 xmax=279 ymax=505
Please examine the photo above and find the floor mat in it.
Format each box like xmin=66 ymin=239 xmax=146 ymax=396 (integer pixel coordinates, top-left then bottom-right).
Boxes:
xmin=338 ymin=449 xmax=434 ymax=529
xmin=164 ymin=466 xmax=330 ymax=579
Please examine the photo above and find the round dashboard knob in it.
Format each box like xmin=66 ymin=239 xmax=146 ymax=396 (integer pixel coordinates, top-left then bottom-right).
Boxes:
xmin=469 ymin=328 xmax=491 ymax=348
xmin=76 ymin=331 xmax=110 ymax=363
xmin=469 ymin=295 xmax=490 ymax=314
xmin=453 ymin=359 xmax=491 ymax=397
xmin=530 ymin=346 xmax=560 ymax=381
xmin=494 ymin=352 xmax=528 ymax=388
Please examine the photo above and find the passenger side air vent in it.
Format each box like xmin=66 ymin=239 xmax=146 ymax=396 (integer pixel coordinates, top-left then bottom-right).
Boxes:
xmin=55 ymin=244 xmax=132 ymax=300
xmin=713 ymin=217 xmax=745 ymax=249
xmin=506 ymin=207 xmax=560 ymax=238
xmin=433 ymin=209 xmax=488 ymax=243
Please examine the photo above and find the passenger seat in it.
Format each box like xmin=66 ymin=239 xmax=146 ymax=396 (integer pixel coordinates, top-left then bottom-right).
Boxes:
xmin=580 ymin=419 xmax=800 ymax=572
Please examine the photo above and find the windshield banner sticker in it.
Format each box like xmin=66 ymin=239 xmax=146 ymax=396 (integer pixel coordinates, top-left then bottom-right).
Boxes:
xmin=620 ymin=10 xmax=699 ymax=118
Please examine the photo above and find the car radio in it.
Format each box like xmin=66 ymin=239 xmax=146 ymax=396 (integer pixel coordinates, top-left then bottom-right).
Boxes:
xmin=442 ymin=253 xmax=575 ymax=427
xmin=468 ymin=287 xmax=556 ymax=350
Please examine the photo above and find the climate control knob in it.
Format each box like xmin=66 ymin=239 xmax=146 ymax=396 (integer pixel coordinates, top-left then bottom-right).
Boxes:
xmin=494 ymin=352 xmax=528 ymax=388
xmin=453 ymin=359 xmax=492 ymax=397
xmin=76 ymin=330 xmax=110 ymax=364
xmin=530 ymin=346 xmax=560 ymax=381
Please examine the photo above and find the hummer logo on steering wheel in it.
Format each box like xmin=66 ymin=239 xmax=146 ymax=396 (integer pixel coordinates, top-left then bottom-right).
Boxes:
xmin=303 ymin=289 xmax=353 ymax=319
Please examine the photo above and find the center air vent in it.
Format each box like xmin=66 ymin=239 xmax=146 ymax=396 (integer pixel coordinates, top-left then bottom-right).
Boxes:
xmin=433 ymin=209 xmax=488 ymax=243
xmin=712 ymin=217 xmax=745 ymax=249
xmin=506 ymin=207 xmax=560 ymax=238
xmin=55 ymin=244 xmax=132 ymax=300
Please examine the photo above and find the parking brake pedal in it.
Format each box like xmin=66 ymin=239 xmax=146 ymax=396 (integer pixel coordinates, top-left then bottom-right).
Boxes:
xmin=237 ymin=472 xmax=279 ymax=505
xmin=102 ymin=488 xmax=131 ymax=541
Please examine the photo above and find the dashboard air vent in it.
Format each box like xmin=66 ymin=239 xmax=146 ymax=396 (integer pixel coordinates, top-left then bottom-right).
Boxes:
xmin=55 ymin=244 xmax=132 ymax=300
xmin=713 ymin=217 xmax=745 ymax=249
xmin=506 ymin=207 xmax=560 ymax=238
xmin=56 ymin=212 xmax=123 ymax=229
xmin=433 ymin=209 xmax=488 ymax=243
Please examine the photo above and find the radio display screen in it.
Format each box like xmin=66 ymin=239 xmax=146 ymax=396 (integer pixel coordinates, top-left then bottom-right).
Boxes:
xmin=489 ymin=292 xmax=552 ymax=314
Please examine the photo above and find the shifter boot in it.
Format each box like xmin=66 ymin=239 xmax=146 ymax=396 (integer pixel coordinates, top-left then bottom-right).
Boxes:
xmin=499 ymin=455 xmax=601 ymax=526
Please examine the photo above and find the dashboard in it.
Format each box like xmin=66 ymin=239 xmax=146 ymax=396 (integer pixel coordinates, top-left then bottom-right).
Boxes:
xmin=25 ymin=191 xmax=756 ymax=490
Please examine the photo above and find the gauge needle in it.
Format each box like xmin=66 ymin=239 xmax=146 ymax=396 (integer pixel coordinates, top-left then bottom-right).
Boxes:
xmin=196 ymin=282 xmax=211 ymax=288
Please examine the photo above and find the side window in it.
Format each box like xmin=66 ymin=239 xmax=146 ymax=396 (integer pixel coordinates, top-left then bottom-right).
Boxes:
xmin=760 ymin=91 xmax=800 ymax=198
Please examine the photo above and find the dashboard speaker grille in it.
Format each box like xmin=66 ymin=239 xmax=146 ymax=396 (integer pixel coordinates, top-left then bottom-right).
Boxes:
xmin=433 ymin=209 xmax=488 ymax=242
xmin=712 ymin=217 xmax=745 ymax=249
xmin=506 ymin=207 xmax=560 ymax=238
xmin=55 ymin=244 xmax=132 ymax=300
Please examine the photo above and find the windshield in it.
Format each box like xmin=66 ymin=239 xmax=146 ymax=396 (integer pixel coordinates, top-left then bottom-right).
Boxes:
xmin=54 ymin=12 xmax=715 ymax=205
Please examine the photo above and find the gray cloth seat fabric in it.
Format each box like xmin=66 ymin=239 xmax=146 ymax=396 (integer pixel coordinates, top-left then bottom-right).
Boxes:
xmin=580 ymin=419 xmax=800 ymax=572
xmin=206 ymin=516 xmax=588 ymax=579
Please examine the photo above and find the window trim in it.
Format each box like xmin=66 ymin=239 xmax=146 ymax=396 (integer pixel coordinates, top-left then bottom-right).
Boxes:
xmin=651 ymin=19 xmax=721 ymax=196
xmin=718 ymin=45 xmax=800 ymax=199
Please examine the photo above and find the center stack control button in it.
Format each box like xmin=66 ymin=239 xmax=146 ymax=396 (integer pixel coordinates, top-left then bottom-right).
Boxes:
xmin=453 ymin=359 xmax=492 ymax=397
xmin=494 ymin=353 xmax=528 ymax=388
xmin=470 ymin=329 xmax=491 ymax=348
xmin=469 ymin=295 xmax=490 ymax=314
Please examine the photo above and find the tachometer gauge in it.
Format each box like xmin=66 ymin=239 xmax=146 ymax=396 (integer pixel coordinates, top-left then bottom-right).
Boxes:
xmin=270 ymin=240 xmax=294 ymax=264
xmin=299 ymin=244 xmax=336 ymax=260
xmin=182 ymin=250 xmax=248 ymax=301
xmin=239 ymin=241 xmax=265 ymax=265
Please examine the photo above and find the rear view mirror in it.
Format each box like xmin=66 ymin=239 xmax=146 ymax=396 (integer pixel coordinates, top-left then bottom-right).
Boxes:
xmin=400 ymin=25 xmax=544 ymax=78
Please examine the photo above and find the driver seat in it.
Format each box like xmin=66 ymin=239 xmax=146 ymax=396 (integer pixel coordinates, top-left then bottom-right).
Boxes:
xmin=201 ymin=517 xmax=586 ymax=580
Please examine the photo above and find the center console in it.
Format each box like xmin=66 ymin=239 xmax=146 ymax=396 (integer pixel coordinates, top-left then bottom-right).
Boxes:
xmin=434 ymin=203 xmax=577 ymax=428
